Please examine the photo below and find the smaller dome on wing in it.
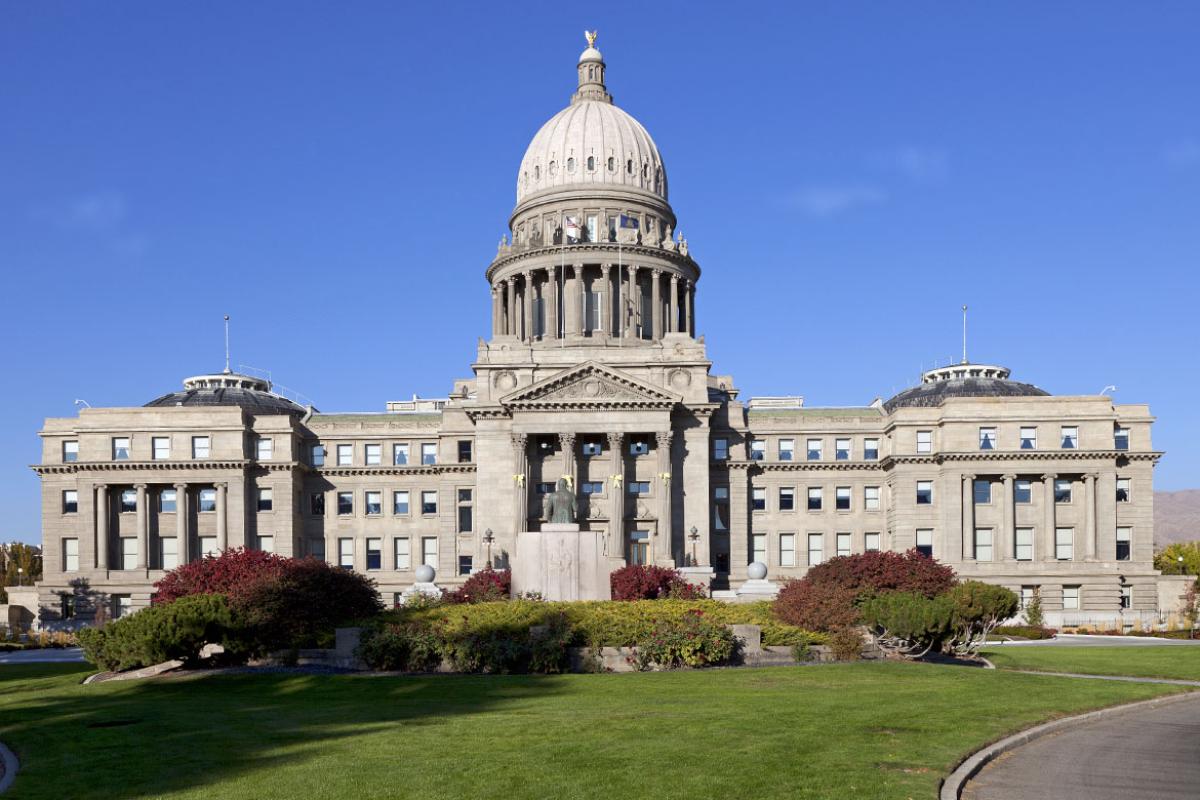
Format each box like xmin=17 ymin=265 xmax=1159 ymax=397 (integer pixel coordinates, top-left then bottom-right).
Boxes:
xmin=145 ymin=372 xmax=309 ymax=415
xmin=884 ymin=363 xmax=1049 ymax=413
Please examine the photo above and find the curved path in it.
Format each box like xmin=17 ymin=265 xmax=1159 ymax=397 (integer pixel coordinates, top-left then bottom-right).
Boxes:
xmin=963 ymin=691 xmax=1200 ymax=800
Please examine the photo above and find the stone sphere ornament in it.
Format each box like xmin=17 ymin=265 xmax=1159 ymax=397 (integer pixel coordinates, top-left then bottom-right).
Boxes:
xmin=415 ymin=564 xmax=436 ymax=583
xmin=747 ymin=561 xmax=768 ymax=580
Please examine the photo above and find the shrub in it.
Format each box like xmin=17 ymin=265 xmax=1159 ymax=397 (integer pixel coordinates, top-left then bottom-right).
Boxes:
xmin=860 ymin=591 xmax=955 ymax=658
xmin=774 ymin=550 xmax=957 ymax=632
xmin=445 ymin=568 xmax=511 ymax=604
xmin=1023 ymin=591 xmax=1045 ymax=627
xmin=631 ymin=610 xmax=737 ymax=670
xmin=152 ymin=548 xmax=289 ymax=606
xmin=827 ymin=628 xmax=865 ymax=661
xmin=947 ymin=581 xmax=1020 ymax=656
xmin=992 ymin=624 xmax=1057 ymax=640
xmin=79 ymin=594 xmax=238 ymax=671
xmin=610 ymin=565 xmax=707 ymax=601
xmin=356 ymin=623 xmax=443 ymax=672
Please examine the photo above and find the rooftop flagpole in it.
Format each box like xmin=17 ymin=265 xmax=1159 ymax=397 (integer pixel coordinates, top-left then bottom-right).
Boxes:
xmin=223 ymin=315 xmax=231 ymax=373
xmin=961 ymin=304 xmax=968 ymax=364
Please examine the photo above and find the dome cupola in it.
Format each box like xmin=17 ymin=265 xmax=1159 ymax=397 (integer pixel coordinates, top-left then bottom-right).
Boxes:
xmin=883 ymin=362 xmax=1049 ymax=413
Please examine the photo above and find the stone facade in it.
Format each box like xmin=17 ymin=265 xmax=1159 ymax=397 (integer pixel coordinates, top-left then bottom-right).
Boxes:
xmin=29 ymin=36 xmax=1183 ymax=629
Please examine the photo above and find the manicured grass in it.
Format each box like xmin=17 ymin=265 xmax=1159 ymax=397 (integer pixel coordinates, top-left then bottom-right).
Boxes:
xmin=984 ymin=645 xmax=1200 ymax=681
xmin=0 ymin=662 xmax=1187 ymax=800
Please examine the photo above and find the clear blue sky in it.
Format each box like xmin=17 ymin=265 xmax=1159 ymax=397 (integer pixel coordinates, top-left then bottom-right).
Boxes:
xmin=2 ymin=2 xmax=1198 ymax=543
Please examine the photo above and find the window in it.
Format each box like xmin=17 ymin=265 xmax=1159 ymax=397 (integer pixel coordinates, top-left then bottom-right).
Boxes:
xmin=63 ymin=440 xmax=78 ymax=462
xmin=807 ymin=487 xmax=822 ymax=511
xmin=156 ymin=488 xmax=176 ymax=513
xmin=337 ymin=492 xmax=353 ymax=515
xmin=585 ymin=290 xmax=603 ymax=332
xmin=629 ymin=438 xmax=649 ymax=456
xmin=257 ymin=438 xmax=274 ymax=460
xmin=153 ymin=436 xmax=170 ymax=460
xmin=338 ymin=538 xmax=354 ymax=569
xmin=364 ymin=444 xmax=381 ymax=465
xmin=458 ymin=440 xmax=473 ymax=463
xmin=1020 ymin=427 xmax=1037 ymax=450
xmin=864 ymin=438 xmax=879 ymax=460
xmin=120 ymin=537 xmax=137 ymax=570
xmin=581 ymin=439 xmax=602 ymax=457
xmin=836 ymin=532 xmax=851 ymax=557
xmin=419 ymin=443 xmax=437 ymax=465
xmin=916 ymin=481 xmax=933 ymax=505
xmin=916 ymin=430 xmax=932 ymax=454
xmin=311 ymin=444 xmax=325 ymax=466
xmin=393 ymin=490 xmax=410 ymax=515
xmin=835 ymin=487 xmax=851 ymax=511
xmin=1116 ymin=478 xmax=1131 ymax=503
xmin=62 ymin=490 xmax=78 ymax=514
xmin=394 ymin=537 xmax=411 ymax=570
xmin=1062 ymin=585 xmax=1080 ymax=610
xmin=1015 ymin=528 xmax=1034 ymax=561
xmin=458 ymin=489 xmax=473 ymax=533
xmin=864 ymin=532 xmax=881 ymax=552
xmin=310 ymin=538 xmax=326 ymax=561
xmin=1061 ymin=426 xmax=1078 ymax=449
xmin=628 ymin=530 xmax=649 ymax=565
xmin=1055 ymin=527 xmax=1073 ymax=560
xmin=310 ymin=492 xmax=325 ymax=515
xmin=780 ymin=533 xmax=796 ymax=567
xmin=257 ymin=535 xmax=275 ymax=554
xmin=63 ymin=538 xmax=79 ymax=571
xmin=199 ymin=535 xmax=218 ymax=557
xmin=1015 ymin=479 xmax=1032 ymax=503
xmin=199 ymin=488 xmax=216 ymax=512
xmin=582 ymin=482 xmax=604 ymax=494
xmin=366 ymin=538 xmax=382 ymax=570
xmin=421 ymin=537 xmax=438 ymax=569
xmin=750 ymin=440 xmax=765 ymax=461
xmin=779 ymin=487 xmax=795 ymax=511
xmin=628 ymin=481 xmax=651 ymax=495
xmin=393 ymin=443 xmax=409 ymax=465
xmin=806 ymin=439 xmax=823 ymax=461
xmin=1120 ymin=585 xmax=1132 ymax=609
xmin=973 ymin=479 xmax=991 ymax=504
xmin=916 ymin=529 xmax=933 ymax=558
xmin=459 ymin=555 xmax=474 ymax=576
xmin=421 ymin=491 xmax=438 ymax=514
xmin=120 ymin=489 xmax=137 ymax=513
xmin=59 ymin=594 xmax=75 ymax=620
xmin=1054 ymin=479 xmax=1072 ymax=503
xmin=751 ymin=533 xmax=767 ymax=565
xmin=365 ymin=491 xmax=382 ymax=516
xmin=536 ymin=482 xmax=554 ymax=495
xmin=779 ymin=439 xmax=794 ymax=461
xmin=978 ymin=427 xmax=996 ymax=450
xmin=713 ymin=438 xmax=728 ymax=461
xmin=1114 ymin=426 xmax=1130 ymax=451
xmin=113 ymin=437 xmax=131 ymax=460
xmin=337 ymin=444 xmax=353 ymax=466
xmin=112 ymin=595 xmax=132 ymax=620
xmin=1116 ymin=527 xmax=1132 ymax=561
xmin=835 ymin=438 xmax=851 ymax=460
xmin=257 ymin=488 xmax=273 ymax=512
xmin=192 ymin=436 xmax=210 ymax=458
xmin=864 ymin=486 xmax=880 ymax=511
xmin=974 ymin=528 xmax=993 ymax=561
xmin=1020 ymin=586 xmax=1036 ymax=609
xmin=751 ymin=487 xmax=766 ymax=511
xmin=713 ymin=487 xmax=729 ymax=531
xmin=807 ymin=533 xmax=824 ymax=565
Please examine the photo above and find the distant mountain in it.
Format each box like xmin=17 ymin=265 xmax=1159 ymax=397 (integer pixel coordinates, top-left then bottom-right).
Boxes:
xmin=1155 ymin=489 xmax=1200 ymax=547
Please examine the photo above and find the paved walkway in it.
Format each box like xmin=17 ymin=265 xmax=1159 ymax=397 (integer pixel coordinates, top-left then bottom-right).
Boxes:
xmin=990 ymin=634 xmax=1200 ymax=647
xmin=964 ymin=691 xmax=1200 ymax=800
xmin=0 ymin=647 xmax=85 ymax=665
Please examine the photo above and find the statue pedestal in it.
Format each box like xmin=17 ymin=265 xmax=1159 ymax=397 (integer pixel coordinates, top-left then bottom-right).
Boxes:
xmin=512 ymin=524 xmax=625 ymax=601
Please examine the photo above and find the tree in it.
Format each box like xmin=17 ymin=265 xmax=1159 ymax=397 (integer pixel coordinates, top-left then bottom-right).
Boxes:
xmin=1154 ymin=542 xmax=1200 ymax=576
xmin=0 ymin=542 xmax=43 ymax=603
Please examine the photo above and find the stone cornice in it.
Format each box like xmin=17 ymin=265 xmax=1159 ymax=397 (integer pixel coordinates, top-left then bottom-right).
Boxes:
xmin=882 ymin=450 xmax=1163 ymax=467
xmin=464 ymin=406 xmax=513 ymax=422
xmin=315 ymin=464 xmax=476 ymax=477
xmin=727 ymin=459 xmax=884 ymax=473
xmin=487 ymin=242 xmax=697 ymax=283
xmin=32 ymin=459 xmax=251 ymax=476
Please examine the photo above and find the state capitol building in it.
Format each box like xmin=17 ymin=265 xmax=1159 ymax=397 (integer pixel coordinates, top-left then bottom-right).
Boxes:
xmin=28 ymin=36 xmax=1187 ymax=628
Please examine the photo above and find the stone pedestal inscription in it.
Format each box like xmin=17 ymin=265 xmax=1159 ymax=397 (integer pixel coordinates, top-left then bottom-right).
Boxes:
xmin=512 ymin=523 xmax=625 ymax=601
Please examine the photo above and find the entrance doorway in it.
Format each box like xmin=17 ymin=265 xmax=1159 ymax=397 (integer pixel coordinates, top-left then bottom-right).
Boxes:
xmin=628 ymin=530 xmax=649 ymax=565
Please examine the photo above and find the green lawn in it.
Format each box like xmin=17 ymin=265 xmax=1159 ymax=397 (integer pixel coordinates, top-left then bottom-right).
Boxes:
xmin=984 ymin=645 xmax=1200 ymax=681
xmin=0 ymin=662 xmax=1188 ymax=800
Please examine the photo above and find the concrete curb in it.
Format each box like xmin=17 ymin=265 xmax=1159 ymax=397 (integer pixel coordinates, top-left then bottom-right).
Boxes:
xmin=0 ymin=739 xmax=18 ymax=794
xmin=938 ymin=690 xmax=1200 ymax=800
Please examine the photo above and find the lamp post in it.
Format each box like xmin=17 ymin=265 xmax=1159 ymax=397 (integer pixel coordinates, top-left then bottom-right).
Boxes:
xmin=688 ymin=525 xmax=699 ymax=566
xmin=483 ymin=528 xmax=495 ymax=569
xmin=16 ymin=567 xmax=23 ymax=587
xmin=1179 ymin=555 xmax=1186 ymax=574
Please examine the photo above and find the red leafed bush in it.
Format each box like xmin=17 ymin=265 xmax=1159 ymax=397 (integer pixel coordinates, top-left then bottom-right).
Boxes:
xmin=773 ymin=549 xmax=957 ymax=632
xmin=446 ymin=568 xmax=512 ymax=604
xmin=152 ymin=547 xmax=289 ymax=606
xmin=610 ymin=564 xmax=707 ymax=601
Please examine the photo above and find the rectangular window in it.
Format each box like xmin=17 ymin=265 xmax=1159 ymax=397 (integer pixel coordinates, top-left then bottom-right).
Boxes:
xmin=916 ymin=481 xmax=933 ymax=505
xmin=394 ymin=537 xmax=411 ymax=570
xmin=421 ymin=443 xmax=437 ymax=465
xmin=257 ymin=488 xmax=273 ymax=512
xmin=192 ymin=436 xmax=210 ymax=458
xmin=120 ymin=489 xmax=137 ymax=513
xmin=337 ymin=492 xmax=353 ymax=515
xmin=199 ymin=535 xmax=218 ymax=557
xmin=458 ymin=505 xmax=473 ymax=533
xmin=257 ymin=535 xmax=275 ymax=554
xmin=421 ymin=491 xmax=437 ymax=515
xmin=916 ymin=529 xmax=933 ymax=558
xmin=421 ymin=537 xmax=438 ymax=569
xmin=713 ymin=438 xmax=728 ymax=461
xmin=836 ymin=532 xmax=851 ymax=557
xmin=257 ymin=438 xmax=274 ymax=460
xmin=628 ymin=530 xmax=649 ymax=565
xmin=199 ymin=488 xmax=216 ymax=512
xmin=780 ymin=533 xmax=796 ymax=567
xmin=1020 ymin=427 xmax=1037 ymax=450
xmin=365 ymin=491 xmax=382 ymax=516
xmin=153 ymin=436 xmax=170 ymax=460
xmin=974 ymin=528 xmax=993 ymax=561
xmin=1120 ymin=585 xmax=1132 ymax=609
xmin=778 ymin=439 xmax=794 ymax=461
xmin=916 ymin=430 xmax=932 ymax=454
xmin=864 ymin=532 xmax=881 ymax=552
xmin=750 ymin=440 xmax=765 ymax=461
xmin=628 ymin=481 xmax=651 ymax=495
xmin=973 ymin=479 xmax=991 ymax=504
xmin=337 ymin=444 xmax=353 ymax=466
xmin=1018 ymin=586 xmax=1035 ymax=609
xmin=1116 ymin=478 xmax=1131 ymax=503
xmin=1054 ymin=479 xmax=1072 ymax=503
xmin=459 ymin=555 xmax=474 ymax=576
xmin=366 ymin=538 xmax=382 ymax=570
xmin=1015 ymin=527 xmax=1034 ymax=561
xmin=63 ymin=538 xmax=79 ymax=571
xmin=112 ymin=595 xmax=132 ymax=620
xmin=160 ymin=488 xmax=177 ymax=513
xmin=456 ymin=440 xmax=472 ymax=463
xmin=978 ymin=427 xmax=996 ymax=450
xmin=1116 ymin=527 xmax=1132 ymax=561
xmin=582 ymin=482 xmax=604 ymax=494
xmin=1055 ymin=527 xmax=1074 ymax=560
xmin=751 ymin=487 xmax=766 ymax=511
xmin=1061 ymin=426 xmax=1078 ymax=449
xmin=779 ymin=487 xmax=795 ymax=511
xmin=364 ymin=444 xmax=381 ymax=465
xmin=864 ymin=438 xmax=880 ymax=460
xmin=63 ymin=440 xmax=78 ymax=462
xmin=62 ymin=489 xmax=78 ymax=514
xmin=338 ymin=538 xmax=354 ymax=569
xmin=310 ymin=538 xmax=326 ymax=561
xmin=536 ymin=482 xmax=554 ymax=495
xmin=629 ymin=438 xmax=649 ymax=456
xmin=120 ymin=537 xmax=137 ymax=570
xmin=310 ymin=492 xmax=325 ymax=516
xmin=311 ymin=444 xmax=325 ymax=466
xmin=864 ymin=486 xmax=880 ymax=511
xmin=806 ymin=439 xmax=823 ymax=461
xmin=585 ymin=290 xmax=603 ymax=333
xmin=807 ymin=487 xmax=822 ymax=511
xmin=581 ymin=439 xmax=602 ymax=457
xmin=835 ymin=438 xmax=851 ymax=461
xmin=393 ymin=491 xmax=409 ymax=515
xmin=1062 ymin=585 xmax=1080 ymax=610
xmin=1015 ymin=479 xmax=1032 ymax=503
xmin=1114 ymin=426 xmax=1130 ymax=451
xmin=807 ymin=533 xmax=824 ymax=565
xmin=713 ymin=486 xmax=729 ymax=531
xmin=751 ymin=533 xmax=767 ymax=565
xmin=113 ymin=436 xmax=131 ymax=460
xmin=393 ymin=443 xmax=409 ymax=465
xmin=835 ymin=487 xmax=851 ymax=511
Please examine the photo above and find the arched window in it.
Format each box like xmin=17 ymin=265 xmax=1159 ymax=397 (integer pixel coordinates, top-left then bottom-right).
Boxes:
xmin=642 ymin=163 xmax=648 ymax=179
xmin=607 ymin=156 xmax=615 ymax=172
xmin=549 ymin=160 xmax=557 ymax=176
xmin=588 ymin=66 xmax=594 ymax=79
xmin=567 ymin=157 xmax=575 ymax=172
xmin=587 ymin=155 xmax=595 ymax=171
xmin=534 ymin=165 xmax=540 ymax=180
xmin=626 ymin=159 xmax=633 ymax=175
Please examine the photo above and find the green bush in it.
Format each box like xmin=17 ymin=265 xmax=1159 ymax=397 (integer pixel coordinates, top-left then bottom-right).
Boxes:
xmin=947 ymin=581 xmax=1020 ymax=656
xmin=859 ymin=592 xmax=954 ymax=658
xmin=355 ymin=623 xmax=443 ymax=672
xmin=631 ymin=610 xmax=736 ymax=670
xmin=827 ymin=628 xmax=865 ymax=661
xmin=79 ymin=594 xmax=238 ymax=671
xmin=992 ymin=624 xmax=1057 ymax=640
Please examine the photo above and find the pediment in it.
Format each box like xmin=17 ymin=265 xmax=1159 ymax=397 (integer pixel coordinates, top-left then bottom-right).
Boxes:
xmin=499 ymin=362 xmax=681 ymax=409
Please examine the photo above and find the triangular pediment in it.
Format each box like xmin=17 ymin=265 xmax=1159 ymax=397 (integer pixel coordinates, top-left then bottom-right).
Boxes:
xmin=500 ymin=362 xmax=681 ymax=409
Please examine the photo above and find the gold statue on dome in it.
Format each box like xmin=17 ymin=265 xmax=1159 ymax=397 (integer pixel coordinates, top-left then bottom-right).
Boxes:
xmin=584 ymin=30 xmax=598 ymax=48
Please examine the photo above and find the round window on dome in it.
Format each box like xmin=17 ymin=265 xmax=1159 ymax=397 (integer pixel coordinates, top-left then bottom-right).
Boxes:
xmin=567 ymin=157 xmax=575 ymax=172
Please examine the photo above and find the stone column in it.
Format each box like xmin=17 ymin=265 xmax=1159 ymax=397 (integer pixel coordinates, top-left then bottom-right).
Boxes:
xmin=548 ymin=267 xmax=559 ymax=339
xmin=559 ymin=433 xmax=577 ymax=485
xmin=687 ymin=281 xmax=695 ymax=336
xmin=512 ymin=434 xmax=529 ymax=532
xmin=95 ymin=484 xmax=109 ymax=570
xmin=1042 ymin=473 xmax=1057 ymax=561
xmin=216 ymin=482 xmax=228 ymax=551
xmin=135 ymin=483 xmax=148 ymax=569
xmin=522 ymin=270 xmax=534 ymax=341
xmin=613 ymin=264 xmax=623 ymax=338
xmin=490 ymin=286 xmax=499 ymax=337
xmin=175 ymin=482 xmax=188 ymax=565
xmin=1084 ymin=472 xmax=1097 ymax=560
xmin=607 ymin=432 xmax=625 ymax=548
xmin=655 ymin=430 xmax=674 ymax=565
xmin=505 ymin=278 xmax=515 ymax=336
xmin=629 ymin=266 xmax=641 ymax=338
xmin=563 ymin=265 xmax=577 ymax=338
xmin=605 ymin=264 xmax=616 ymax=336
xmin=681 ymin=422 xmax=712 ymax=567
xmin=650 ymin=269 xmax=662 ymax=339
xmin=1001 ymin=474 xmax=1015 ymax=562
xmin=575 ymin=263 xmax=586 ymax=336
xmin=728 ymin=469 xmax=749 ymax=581
xmin=668 ymin=273 xmax=679 ymax=333
xmin=962 ymin=475 xmax=975 ymax=561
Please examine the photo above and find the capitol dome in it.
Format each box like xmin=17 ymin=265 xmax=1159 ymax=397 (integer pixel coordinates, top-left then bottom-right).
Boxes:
xmin=883 ymin=363 xmax=1049 ymax=413
xmin=515 ymin=35 xmax=667 ymax=208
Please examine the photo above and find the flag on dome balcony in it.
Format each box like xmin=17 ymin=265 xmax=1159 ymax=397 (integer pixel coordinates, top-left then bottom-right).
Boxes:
xmin=564 ymin=216 xmax=581 ymax=243
xmin=618 ymin=214 xmax=639 ymax=230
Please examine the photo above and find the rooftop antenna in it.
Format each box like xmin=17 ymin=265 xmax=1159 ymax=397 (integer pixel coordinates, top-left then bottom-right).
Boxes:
xmin=961 ymin=304 xmax=968 ymax=364
xmin=223 ymin=315 xmax=231 ymax=374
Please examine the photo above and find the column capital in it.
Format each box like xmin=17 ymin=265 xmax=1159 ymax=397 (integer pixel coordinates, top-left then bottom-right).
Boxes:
xmin=669 ymin=272 xmax=679 ymax=283
xmin=522 ymin=268 xmax=533 ymax=279
xmin=511 ymin=432 xmax=528 ymax=449
xmin=1085 ymin=472 xmax=1099 ymax=482
xmin=1043 ymin=472 xmax=1058 ymax=481
xmin=1002 ymin=473 xmax=1017 ymax=482
xmin=652 ymin=266 xmax=664 ymax=277
xmin=606 ymin=431 xmax=624 ymax=448
xmin=655 ymin=430 xmax=674 ymax=447
xmin=963 ymin=473 xmax=976 ymax=482
xmin=134 ymin=483 xmax=148 ymax=490
xmin=96 ymin=483 xmax=108 ymax=490
xmin=173 ymin=481 xmax=188 ymax=489
xmin=558 ymin=432 xmax=577 ymax=447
